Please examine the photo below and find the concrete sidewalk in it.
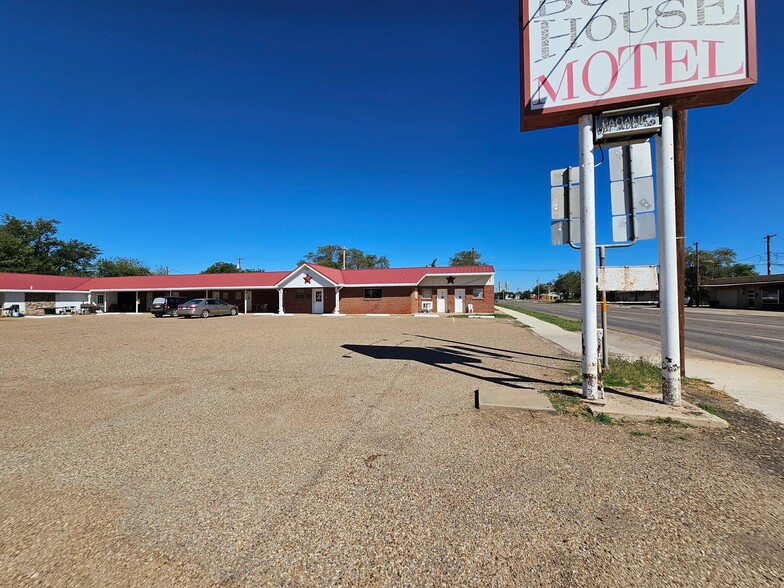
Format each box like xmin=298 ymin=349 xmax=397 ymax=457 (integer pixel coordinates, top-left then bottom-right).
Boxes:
xmin=497 ymin=305 xmax=784 ymax=425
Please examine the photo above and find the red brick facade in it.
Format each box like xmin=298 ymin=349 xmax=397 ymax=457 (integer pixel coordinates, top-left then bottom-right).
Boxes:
xmin=339 ymin=287 xmax=416 ymax=314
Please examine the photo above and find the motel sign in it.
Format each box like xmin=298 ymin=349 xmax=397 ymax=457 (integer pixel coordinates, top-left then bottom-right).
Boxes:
xmin=520 ymin=0 xmax=757 ymax=130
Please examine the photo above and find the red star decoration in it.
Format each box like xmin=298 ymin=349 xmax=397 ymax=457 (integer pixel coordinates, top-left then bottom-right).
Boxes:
xmin=303 ymin=274 xmax=312 ymax=284
xmin=446 ymin=276 xmax=455 ymax=284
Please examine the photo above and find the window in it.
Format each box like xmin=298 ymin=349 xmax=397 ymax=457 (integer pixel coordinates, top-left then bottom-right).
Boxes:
xmin=295 ymin=289 xmax=305 ymax=300
xmin=421 ymin=288 xmax=432 ymax=298
xmin=96 ymin=294 xmax=105 ymax=304
xmin=762 ymin=289 xmax=780 ymax=304
xmin=364 ymin=288 xmax=382 ymax=299
xmin=235 ymin=292 xmax=242 ymax=300
xmin=172 ymin=291 xmax=179 ymax=296
xmin=472 ymin=288 xmax=484 ymax=299
xmin=222 ymin=292 xmax=229 ymax=300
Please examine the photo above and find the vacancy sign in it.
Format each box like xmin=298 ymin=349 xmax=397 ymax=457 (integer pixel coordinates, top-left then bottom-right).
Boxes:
xmin=519 ymin=0 xmax=757 ymax=130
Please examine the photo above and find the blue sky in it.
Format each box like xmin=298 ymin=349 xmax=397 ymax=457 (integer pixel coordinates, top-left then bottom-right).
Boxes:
xmin=1 ymin=1 xmax=781 ymax=290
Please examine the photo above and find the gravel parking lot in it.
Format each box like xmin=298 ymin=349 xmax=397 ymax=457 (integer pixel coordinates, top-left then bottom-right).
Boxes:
xmin=1 ymin=314 xmax=782 ymax=587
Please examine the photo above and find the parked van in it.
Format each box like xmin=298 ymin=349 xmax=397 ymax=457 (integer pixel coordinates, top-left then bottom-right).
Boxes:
xmin=150 ymin=296 xmax=189 ymax=317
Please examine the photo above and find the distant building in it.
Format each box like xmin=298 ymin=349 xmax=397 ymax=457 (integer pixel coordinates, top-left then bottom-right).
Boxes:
xmin=704 ymin=274 xmax=784 ymax=311
xmin=0 ymin=264 xmax=495 ymax=316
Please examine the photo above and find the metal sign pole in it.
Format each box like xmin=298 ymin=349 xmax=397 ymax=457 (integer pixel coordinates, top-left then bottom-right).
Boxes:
xmin=655 ymin=106 xmax=682 ymax=405
xmin=578 ymin=114 xmax=599 ymax=400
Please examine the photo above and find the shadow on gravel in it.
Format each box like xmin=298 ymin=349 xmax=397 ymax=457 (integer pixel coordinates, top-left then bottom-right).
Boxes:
xmin=342 ymin=344 xmax=566 ymax=390
xmin=406 ymin=334 xmax=580 ymax=364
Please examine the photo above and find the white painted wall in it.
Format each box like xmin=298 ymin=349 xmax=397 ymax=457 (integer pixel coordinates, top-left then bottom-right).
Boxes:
xmin=55 ymin=292 xmax=89 ymax=311
xmin=2 ymin=292 xmax=26 ymax=314
xmin=279 ymin=269 xmax=335 ymax=289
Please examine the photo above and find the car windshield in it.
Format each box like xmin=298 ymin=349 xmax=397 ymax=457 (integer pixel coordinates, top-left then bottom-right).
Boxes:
xmin=152 ymin=297 xmax=166 ymax=304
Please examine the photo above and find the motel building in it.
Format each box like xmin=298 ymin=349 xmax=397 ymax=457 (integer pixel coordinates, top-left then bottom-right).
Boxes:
xmin=0 ymin=264 xmax=495 ymax=316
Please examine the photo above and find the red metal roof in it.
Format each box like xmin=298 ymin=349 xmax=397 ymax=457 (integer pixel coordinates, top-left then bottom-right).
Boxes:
xmin=85 ymin=271 xmax=289 ymax=291
xmin=0 ymin=265 xmax=494 ymax=292
xmin=339 ymin=265 xmax=495 ymax=285
xmin=0 ymin=273 xmax=92 ymax=291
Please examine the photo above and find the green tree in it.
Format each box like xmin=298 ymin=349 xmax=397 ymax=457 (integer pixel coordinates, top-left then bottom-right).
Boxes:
xmin=553 ymin=270 xmax=581 ymax=300
xmin=686 ymin=246 xmax=757 ymax=303
xmin=95 ymin=257 xmax=152 ymax=277
xmin=449 ymin=248 xmax=483 ymax=266
xmin=0 ymin=214 xmax=100 ymax=275
xmin=301 ymin=245 xmax=390 ymax=270
xmin=202 ymin=261 xmax=240 ymax=274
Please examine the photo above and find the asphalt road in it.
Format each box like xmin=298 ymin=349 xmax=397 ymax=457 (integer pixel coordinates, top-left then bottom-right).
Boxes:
xmin=502 ymin=301 xmax=784 ymax=371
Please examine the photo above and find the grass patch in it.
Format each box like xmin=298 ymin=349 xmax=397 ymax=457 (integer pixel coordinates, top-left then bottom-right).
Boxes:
xmin=543 ymin=390 xmax=582 ymax=414
xmin=604 ymin=357 xmax=661 ymax=391
xmin=496 ymin=304 xmax=582 ymax=332
xmin=591 ymin=412 xmax=615 ymax=426
xmin=697 ymin=402 xmax=731 ymax=421
xmin=543 ymin=390 xmax=616 ymax=426
xmin=648 ymin=417 xmax=691 ymax=428
xmin=630 ymin=430 xmax=653 ymax=437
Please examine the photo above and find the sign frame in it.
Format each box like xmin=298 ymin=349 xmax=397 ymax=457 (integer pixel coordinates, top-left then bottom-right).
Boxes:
xmin=519 ymin=0 xmax=758 ymax=131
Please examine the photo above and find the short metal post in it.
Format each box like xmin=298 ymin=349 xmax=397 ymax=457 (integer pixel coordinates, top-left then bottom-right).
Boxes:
xmin=579 ymin=114 xmax=599 ymax=400
xmin=656 ymin=106 xmax=682 ymax=406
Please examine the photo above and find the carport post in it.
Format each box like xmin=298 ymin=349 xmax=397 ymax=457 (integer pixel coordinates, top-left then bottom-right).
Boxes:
xmin=278 ymin=288 xmax=284 ymax=314
xmin=334 ymin=286 xmax=341 ymax=314
xmin=244 ymin=290 xmax=249 ymax=314
xmin=135 ymin=291 xmax=139 ymax=314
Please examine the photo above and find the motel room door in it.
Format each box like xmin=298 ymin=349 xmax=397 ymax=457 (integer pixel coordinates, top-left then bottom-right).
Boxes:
xmin=436 ymin=289 xmax=447 ymax=313
xmin=454 ymin=289 xmax=465 ymax=313
xmin=312 ymin=289 xmax=324 ymax=314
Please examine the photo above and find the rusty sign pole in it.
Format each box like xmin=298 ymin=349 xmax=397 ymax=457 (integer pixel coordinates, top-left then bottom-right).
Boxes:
xmin=579 ymin=114 xmax=599 ymax=400
xmin=675 ymin=109 xmax=687 ymax=377
xmin=599 ymin=246 xmax=608 ymax=370
xmin=656 ymin=106 xmax=682 ymax=406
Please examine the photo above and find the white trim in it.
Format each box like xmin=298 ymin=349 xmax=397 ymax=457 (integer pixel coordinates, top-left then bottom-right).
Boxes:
xmin=86 ymin=286 xmax=279 ymax=293
xmin=366 ymin=313 xmax=390 ymax=317
xmin=2 ymin=289 xmax=87 ymax=294
xmin=414 ymin=272 xmax=493 ymax=286
xmin=414 ymin=313 xmax=440 ymax=318
xmin=323 ymin=313 xmax=346 ymax=317
xmin=274 ymin=263 xmax=338 ymax=288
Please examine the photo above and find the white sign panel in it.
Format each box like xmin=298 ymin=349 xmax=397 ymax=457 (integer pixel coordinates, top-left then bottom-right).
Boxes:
xmin=598 ymin=266 xmax=659 ymax=292
xmin=520 ymin=0 xmax=757 ymax=130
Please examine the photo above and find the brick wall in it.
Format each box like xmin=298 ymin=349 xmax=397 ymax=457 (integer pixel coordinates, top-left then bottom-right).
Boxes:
xmin=339 ymin=287 xmax=416 ymax=314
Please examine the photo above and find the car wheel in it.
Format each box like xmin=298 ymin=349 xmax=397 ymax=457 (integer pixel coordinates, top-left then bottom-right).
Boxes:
xmin=171 ymin=309 xmax=179 ymax=317
xmin=200 ymin=309 xmax=210 ymax=318
xmin=230 ymin=308 xmax=238 ymax=316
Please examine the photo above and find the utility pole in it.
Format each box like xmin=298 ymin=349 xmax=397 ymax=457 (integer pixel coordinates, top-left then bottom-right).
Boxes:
xmin=765 ymin=234 xmax=777 ymax=275
xmin=236 ymin=258 xmax=244 ymax=271
xmin=695 ymin=242 xmax=700 ymax=308
xmin=342 ymin=249 xmax=347 ymax=270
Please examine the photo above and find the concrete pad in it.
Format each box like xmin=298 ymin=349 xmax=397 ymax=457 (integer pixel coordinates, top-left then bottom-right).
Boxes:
xmin=478 ymin=386 xmax=555 ymax=412
xmin=497 ymin=305 xmax=784 ymax=426
xmin=588 ymin=390 xmax=728 ymax=428
xmin=323 ymin=313 xmax=346 ymax=317
xmin=414 ymin=314 xmax=440 ymax=318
